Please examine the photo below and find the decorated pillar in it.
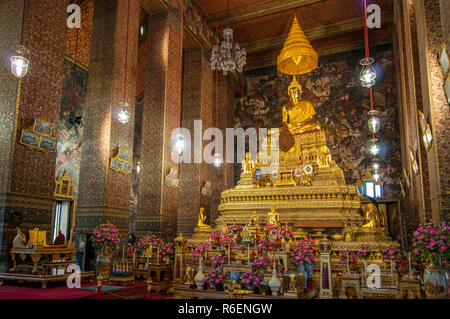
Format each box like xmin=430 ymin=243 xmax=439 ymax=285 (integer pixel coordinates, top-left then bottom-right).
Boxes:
xmin=76 ymin=0 xmax=140 ymax=235
xmin=0 ymin=0 xmax=69 ymax=271
xmin=136 ymin=11 xmax=183 ymax=239
xmin=414 ymin=0 xmax=450 ymax=223
xmin=177 ymin=47 xmax=213 ymax=237
xmin=210 ymin=74 xmax=237 ymax=226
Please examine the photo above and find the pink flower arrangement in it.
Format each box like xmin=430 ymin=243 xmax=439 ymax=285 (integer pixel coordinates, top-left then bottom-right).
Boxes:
xmin=91 ymin=222 xmax=121 ymax=249
xmin=240 ymin=270 xmax=261 ymax=286
xmin=191 ymin=241 xmax=210 ymax=263
xmin=226 ymin=223 xmax=243 ymax=236
xmin=280 ymin=228 xmax=296 ymax=241
xmin=264 ymin=223 xmax=281 ymax=237
xmin=257 ymin=237 xmax=274 ymax=251
xmin=210 ymin=229 xmax=222 ymax=246
xmin=252 ymin=252 xmax=271 ymax=267
xmin=358 ymin=243 xmax=371 ymax=260
xmin=127 ymin=245 xmax=136 ymax=257
xmin=339 ymin=250 xmax=359 ymax=271
xmin=204 ymin=269 xmax=224 ymax=285
xmin=411 ymin=220 xmax=449 ymax=264
xmin=211 ymin=253 xmax=227 ymax=267
xmin=289 ymin=238 xmax=316 ymax=267
xmin=160 ymin=243 xmax=174 ymax=258
xmin=382 ymin=245 xmax=403 ymax=263
xmin=135 ymin=234 xmax=163 ymax=251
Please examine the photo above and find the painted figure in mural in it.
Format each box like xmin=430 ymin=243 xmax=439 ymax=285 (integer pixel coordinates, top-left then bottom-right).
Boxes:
xmin=241 ymin=152 xmax=255 ymax=177
xmin=282 ymin=77 xmax=319 ymax=133
xmin=268 ymin=205 xmax=280 ymax=225
xmin=197 ymin=207 xmax=208 ymax=228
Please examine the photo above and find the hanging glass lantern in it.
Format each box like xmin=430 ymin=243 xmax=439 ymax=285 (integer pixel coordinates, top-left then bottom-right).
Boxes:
xmin=368 ymin=138 xmax=380 ymax=156
xmin=173 ymin=134 xmax=185 ymax=155
xmin=116 ymin=102 xmax=130 ymax=124
xmin=367 ymin=109 xmax=381 ymax=133
xmin=371 ymin=158 xmax=380 ymax=172
xmin=359 ymin=57 xmax=376 ymax=88
xmin=10 ymin=45 xmax=30 ymax=78
xmin=213 ymin=153 xmax=222 ymax=167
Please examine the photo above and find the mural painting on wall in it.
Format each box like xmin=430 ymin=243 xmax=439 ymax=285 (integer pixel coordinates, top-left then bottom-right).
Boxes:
xmin=161 ymin=0 xmax=214 ymax=47
xmin=234 ymin=44 xmax=402 ymax=198
xmin=55 ymin=60 xmax=88 ymax=197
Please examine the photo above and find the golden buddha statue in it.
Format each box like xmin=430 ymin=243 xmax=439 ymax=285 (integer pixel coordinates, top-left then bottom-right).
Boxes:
xmin=267 ymin=205 xmax=280 ymax=225
xmin=241 ymin=152 xmax=255 ymax=178
xmin=197 ymin=207 xmax=208 ymax=228
xmin=248 ymin=211 xmax=259 ymax=227
xmin=362 ymin=203 xmax=381 ymax=229
xmin=282 ymin=77 xmax=320 ymax=134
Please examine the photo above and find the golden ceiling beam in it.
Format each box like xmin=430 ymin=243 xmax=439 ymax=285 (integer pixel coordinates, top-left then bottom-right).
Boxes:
xmin=207 ymin=0 xmax=325 ymax=26
xmin=244 ymin=14 xmax=393 ymax=54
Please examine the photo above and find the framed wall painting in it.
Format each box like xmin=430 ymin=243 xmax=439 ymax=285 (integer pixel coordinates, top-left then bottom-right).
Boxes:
xmin=110 ymin=158 xmax=123 ymax=173
xmin=118 ymin=147 xmax=131 ymax=162
xmin=39 ymin=136 xmax=57 ymax=152
xmin=122 ymin=161 xmax=133 ymax=175
xmin=20 ymin=130 xmax=41 ymax=149
xmin=33 ymin=118 xmax=53 ymax=137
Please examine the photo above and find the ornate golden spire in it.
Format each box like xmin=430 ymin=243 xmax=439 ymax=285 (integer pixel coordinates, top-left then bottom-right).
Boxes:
xmin=277 ymin=16 xmax=318 ymax=75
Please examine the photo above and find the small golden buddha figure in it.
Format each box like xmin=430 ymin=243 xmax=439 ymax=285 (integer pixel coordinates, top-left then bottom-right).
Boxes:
xmin=241 ymin=152 xmax=255 ymax=178
xmin=197 ymin=207 xmax=208 ymax=228
xmin=248 ymin=211 xmax=259 ymax=227
xmin=317 ymin=145 xmax=332 ymax=168
xmin=362 ymin=203 xmax=381 ymax=229
xmin=268 ymin=205 xmax=280 ymax=225
xmin=282 ymin=77 xmax=320 ymax=134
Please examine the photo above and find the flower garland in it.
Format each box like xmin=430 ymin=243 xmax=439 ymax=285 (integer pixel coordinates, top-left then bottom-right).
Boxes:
xmin=264 ymin=223 xmax=281 ymax=237
xmin=240 ymin=270 xmax=261 ymax=286
xmin=227 ymin=222 xmax=243 ymax=236
xmin=256 ymin=237 xmax=274 ymax=251
xmin=91 ymin=222 xmax=121 ymax=250
xmin=280 ymin=228 xmax=296 ymax=241
xmin=411 ymin=220 xmax=449 ymax=265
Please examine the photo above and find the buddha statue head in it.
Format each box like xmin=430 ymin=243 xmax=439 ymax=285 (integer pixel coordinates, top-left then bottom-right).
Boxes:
xmin=288 ymin=77 xmax=302 ymax=104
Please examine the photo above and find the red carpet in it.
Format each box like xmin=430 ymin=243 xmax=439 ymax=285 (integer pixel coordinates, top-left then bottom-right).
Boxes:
xmin=0 ymin=280 xmax=166 ymax=299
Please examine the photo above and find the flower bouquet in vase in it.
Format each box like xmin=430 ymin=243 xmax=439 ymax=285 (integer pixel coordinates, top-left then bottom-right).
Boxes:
xmin=411 ymin=221 xmax=449 ymax=298
xmin=92 ymin=222 xmax=121 ymax=281
xmin=204 ymin=269 xmax=224 ymax=290
xmin=240 ymin=270 xmax=261 ymax=292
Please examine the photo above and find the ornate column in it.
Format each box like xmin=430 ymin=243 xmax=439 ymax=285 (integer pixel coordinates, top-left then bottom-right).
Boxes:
xmin=136 ymin=11 xmax=183 ymax=239
xmin=414 ymin=0 xmax=450 ymax=222
xmin=76 ymin=0 xmax=140 ymax=235
xmin=177 ymin=47 xmax=213 ymax=237
xmin=0 ymin=0 xmax=69 ymax=271
xmin=210 ymin=74 xmax=237 ymax=226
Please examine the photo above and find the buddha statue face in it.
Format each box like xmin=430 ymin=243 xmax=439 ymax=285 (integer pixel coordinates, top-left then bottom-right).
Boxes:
xmin=289 ymin=86 xmax=301 ymax=103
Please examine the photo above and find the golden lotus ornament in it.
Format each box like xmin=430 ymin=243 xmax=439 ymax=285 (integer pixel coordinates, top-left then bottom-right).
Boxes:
xmin=277 ymin=16 xmax=318 ymax=75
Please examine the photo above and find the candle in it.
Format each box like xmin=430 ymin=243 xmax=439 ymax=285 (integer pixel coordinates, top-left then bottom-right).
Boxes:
xmin=408 ymin=252 xmax=412 ymax=277
xmin=247 ymin=245 xmax=250 ymax=264
xmin=35 ymin=228 xmax=39 ymax=246
xmin=228 ymin=244 xmax=231 ymax=264
xmin=122 ymin=246 xmax=125 ymax=262
xmin=346 ymin=252 xmax=349 ymax=273
xmin=157 ymin=246 xmax=160 ymax=264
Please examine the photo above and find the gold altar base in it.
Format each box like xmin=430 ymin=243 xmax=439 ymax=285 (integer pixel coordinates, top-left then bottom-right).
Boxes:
xmin=236 ymin=176 xmax=257 ymax=189
xmin=216 ymin=184 xmax=362 ymax=234
xmin=357 ymin=227 xmax=392 ymax=242
xmin=189 ymin=226 xmax=213 ymax=244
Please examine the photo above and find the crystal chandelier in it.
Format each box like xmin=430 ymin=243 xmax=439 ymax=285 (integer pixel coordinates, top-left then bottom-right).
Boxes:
xmin=211 ymin=27 xmax=246 ymax=75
